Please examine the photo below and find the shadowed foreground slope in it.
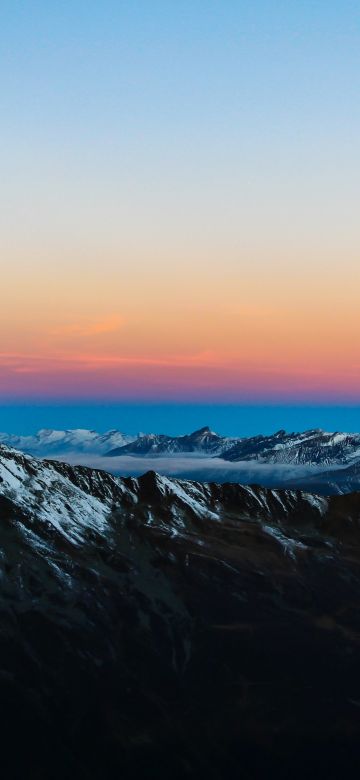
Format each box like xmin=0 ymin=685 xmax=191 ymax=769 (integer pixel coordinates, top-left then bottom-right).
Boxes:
xmin=0 ymin=445 xmax=360 ymax=778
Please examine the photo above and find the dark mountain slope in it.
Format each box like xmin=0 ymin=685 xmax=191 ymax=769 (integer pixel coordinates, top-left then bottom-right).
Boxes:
xmin=1 ymin=445 xmax=360 ymax=778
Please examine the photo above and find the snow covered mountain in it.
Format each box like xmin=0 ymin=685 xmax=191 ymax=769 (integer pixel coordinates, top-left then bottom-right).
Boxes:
xmin=107 ymin=425 xmax=360 ymax=466
xmin=0 ymin=427 xmax=135 ymax=456
xmin=107 ymin=425 xmax=235 ymax=456
xmin=0 ymin=442 xmax=328 ymax=546
xmin=2 ymin=425 xmax=360 ymax=470
xmin=222 ymin=427 xmax=360 ymax=465
xmin=1 ymin=443 xmax=360 ymax=777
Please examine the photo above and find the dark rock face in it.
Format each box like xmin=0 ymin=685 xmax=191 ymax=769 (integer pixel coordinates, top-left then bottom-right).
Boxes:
xmin=1 ymin=446 xmax=360 ymax=778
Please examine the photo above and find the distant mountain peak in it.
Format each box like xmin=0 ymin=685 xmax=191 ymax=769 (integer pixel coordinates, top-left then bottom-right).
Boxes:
xmin=189 ymin=425 xmax=217 ymax=437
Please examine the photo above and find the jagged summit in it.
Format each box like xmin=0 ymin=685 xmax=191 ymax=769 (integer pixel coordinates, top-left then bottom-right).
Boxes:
xmin=189 ymin=425 xmax=215 ymax=436
xmin=106 ymin=424 xmax=232 ymax=457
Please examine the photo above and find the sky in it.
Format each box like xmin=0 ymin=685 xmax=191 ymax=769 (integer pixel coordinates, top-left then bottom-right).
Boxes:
xmin=1 ymin=1 xmax=360 ymax=421
xmin=0 ymin=403 xmax=360 ymax=438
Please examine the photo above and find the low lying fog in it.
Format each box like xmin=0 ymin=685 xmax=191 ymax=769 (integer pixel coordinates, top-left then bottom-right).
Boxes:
xmin=48 ymin=452 xmax=335 ymax=487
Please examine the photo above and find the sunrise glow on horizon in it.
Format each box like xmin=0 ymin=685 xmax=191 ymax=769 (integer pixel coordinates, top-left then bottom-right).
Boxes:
xmin=1 ymin=1 xmax=360 ymax=403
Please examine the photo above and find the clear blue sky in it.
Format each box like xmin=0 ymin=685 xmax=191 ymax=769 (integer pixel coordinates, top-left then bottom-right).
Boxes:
xmin=0 ymin=403 xmax=359 ymax=437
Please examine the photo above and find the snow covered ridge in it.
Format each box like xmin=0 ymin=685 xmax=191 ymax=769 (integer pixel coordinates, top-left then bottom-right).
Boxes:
xmin=0 ymin=443 xmax=338 ymax=556
xmin=0 ymin=444 xmax=115 ymax=545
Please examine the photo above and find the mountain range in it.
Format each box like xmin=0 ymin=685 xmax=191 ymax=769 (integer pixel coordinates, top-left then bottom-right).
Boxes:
xmin=1 ymin=442 xmax=360 ymax=777
xmin=106 ymin=425 xmax=234 ymax=456
xmin=0 ymin=426 xmax=135 ymax=455
xmin=2 ymin=425 xmax=360 ymax=494
xmin=2 ymin=424 xmax=360 ymax=464
xmin=111 ymin=425 xmax=360 ymax=465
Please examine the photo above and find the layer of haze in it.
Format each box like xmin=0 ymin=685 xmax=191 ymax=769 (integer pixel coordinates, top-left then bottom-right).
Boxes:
xmin=52 ymin=453 xmax=327 ymax=489
xmin=1 ymin=1 xmax=360 ymax=401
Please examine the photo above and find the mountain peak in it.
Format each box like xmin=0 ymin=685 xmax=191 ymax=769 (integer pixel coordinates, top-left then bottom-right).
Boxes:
xmin=189 ymin=426 xmax=217 ymax=437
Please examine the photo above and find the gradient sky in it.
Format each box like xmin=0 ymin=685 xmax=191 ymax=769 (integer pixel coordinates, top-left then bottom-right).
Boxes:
xmin=1 ymin=1 xmax=360 ymax=403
